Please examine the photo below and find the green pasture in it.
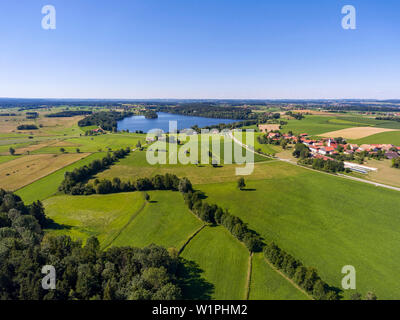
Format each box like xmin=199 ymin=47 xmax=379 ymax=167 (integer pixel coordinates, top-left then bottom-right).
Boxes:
xmin=249 ymin=253 xmax=310 ymax=300
xmin=43 ymin=192 xmax=145 ymax=246
xmin=198 ymin=161 xmax=400 ymax=299
xmin=110 ymin=190 xmax=203 ymax=250
xmin=181 ymin=226 xmax=249 ymax=300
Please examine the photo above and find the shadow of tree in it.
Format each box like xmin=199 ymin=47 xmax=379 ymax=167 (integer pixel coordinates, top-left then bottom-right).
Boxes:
xmin=45 ymin=218 xmax=72 ymax=231
xmin=177 ymin=258 xmax=214 ymax=300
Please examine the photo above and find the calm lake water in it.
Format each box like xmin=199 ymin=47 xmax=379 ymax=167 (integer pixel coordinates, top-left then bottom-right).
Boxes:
xmin=117 ymin=112 xmax=238 ymax=133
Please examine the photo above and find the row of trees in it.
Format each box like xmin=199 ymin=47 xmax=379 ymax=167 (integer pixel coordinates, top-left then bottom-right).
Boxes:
xmin=59 ymin=148 xmax=131 ymax=194
xmin=0 ymin=189 xmax=183 ymax=300
xmin=264 ymin=243 xmax=339 ymax=300
xmin=183 ymin=191 xmax=264 ymax=252
xmin=78 ymin=111 xmax=133 ymax=131
xmin=46 ymin=110 xmax=92 ymax=117
xmin=299 ymin=158 xmax=346 ymax=173
xmin=69 ymin=174 xmax=189 ymax=196
xmin=17 ymin=124 xmax=38 ymax=130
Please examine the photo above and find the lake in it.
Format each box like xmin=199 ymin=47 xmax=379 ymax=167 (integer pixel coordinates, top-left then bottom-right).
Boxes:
xmin=117 ymin=112 xmax=238 ymax=133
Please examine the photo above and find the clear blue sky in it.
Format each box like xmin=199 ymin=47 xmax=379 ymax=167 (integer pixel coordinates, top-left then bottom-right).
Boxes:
xmin=0 ymin=0 xmax=399 ymax=99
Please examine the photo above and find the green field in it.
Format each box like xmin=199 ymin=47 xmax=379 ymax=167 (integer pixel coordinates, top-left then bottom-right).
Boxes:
xmin=31 ymin=133 xmax=145 ymax=154
xmin=181 ymin=226 xmax=249 ymax=300
xmin=0 ymin=155 xmax=19 ymax=164
xmin=198 ymin=161 xmax=400 ymax=299
xmin=350 ymin=130 xmax=400 ymax=146
xmin=15 ymin=152 xmax=106 ymax=203
xmin=110 ymin=190 xmax=203 ymax=250
xmin=280 ymin=115 xmax=400 ymax=136
xmin=43 ymin=192 xmax=145 ymax=246
xmin=249 ymin=253 xmax=310 ymax=300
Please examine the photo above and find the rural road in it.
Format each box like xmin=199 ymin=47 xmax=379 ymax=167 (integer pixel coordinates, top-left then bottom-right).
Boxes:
xmin=228 ymin=131 xmax=400 ymax=193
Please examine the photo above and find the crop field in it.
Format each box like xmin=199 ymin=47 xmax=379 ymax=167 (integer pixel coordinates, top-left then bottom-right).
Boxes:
xmin=31 ymin=133 xmax=145 ymax=154
xmin=359 ymin=158 xmax=400 ymax=188
xmin=198 ymin=161 xmax=400 ymax=299
xmin=350 ymin=130 xmax=400 ymax=146
xmin=249 ymin=253 xmax=309 ymax=300
xmin=180 ymin=226 xmax=249 ymax=300
xmin=110 ymin=191 xmax=203 ymax=250
xmin=0 ymin=153 xmax=90 ymax=191
xmin=16 ymin=152 xmax=106 ymax=203
xmin=43 ymin=192 xmax=145 ymax=246
xmin=320 ymin=127 xmax=399 ymax=140
xmin=281 ymin=115 xmax=400 ymax=136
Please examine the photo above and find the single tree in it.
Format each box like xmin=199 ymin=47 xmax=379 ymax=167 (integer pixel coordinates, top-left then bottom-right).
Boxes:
xmin=60 ymin=147 xmax=65 ymax=153
xmin=9 ymin=147 xmax=15 ymax=155
xmin=237 ymin=177 xmax=246 ymax=190
xmin=144 ymin=192 xmax=150 ymax=202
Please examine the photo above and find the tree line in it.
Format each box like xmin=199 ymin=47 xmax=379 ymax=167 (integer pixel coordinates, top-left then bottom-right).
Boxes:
xmin=299 ymin=158 xmax=346 ymax=173
xmin=78 ymin=111 xmax=134 ymax=131
xmin=46 ymin=110 xmax=92 ymax=118
xmin=17 ymin=124 xmax=38 ymax=130
xmin=59 ymin=148 xmax=131 ymax=194
xmin=69 ymin=173 xmax=185 ymax=196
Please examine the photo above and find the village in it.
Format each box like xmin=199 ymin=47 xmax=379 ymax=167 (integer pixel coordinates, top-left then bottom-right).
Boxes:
xmin=259 ymin=125 xmax=400 ymax=174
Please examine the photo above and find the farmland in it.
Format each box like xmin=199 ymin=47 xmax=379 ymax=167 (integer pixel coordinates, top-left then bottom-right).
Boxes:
xmin=198 ymin=161 xmax=400 ymax=299
xmin=43 ymin=192 xmax=145 ymax=246
xmin=0 ymin=153 xmax=90 ymax=191
xmin=180 ymin=226 xmax=249 ymax=300
xmin=2 ymin=105 xmax=400 ymax=300
xmin=109 ymin=190 xmax=203 ymax=250
xmin=249 ymin=253 xmax=310 ymax=300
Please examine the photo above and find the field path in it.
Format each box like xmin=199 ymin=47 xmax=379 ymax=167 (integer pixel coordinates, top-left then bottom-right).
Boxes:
xmin=263 ymin=257 xmax=313 ymax=300
xmin=245 ymin=253 xmax=253 ymax=300
xmin=101 ymin=194 xmax=147 ymax=250
xmin=229 ymin=131 xmax=400 ymax=192
xmin=178 ymin=224 xmax=206 ymax=255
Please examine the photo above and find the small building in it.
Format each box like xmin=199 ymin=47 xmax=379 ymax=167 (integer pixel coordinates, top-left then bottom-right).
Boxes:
xmin=385 ymin=152 xmax=399 ymax=160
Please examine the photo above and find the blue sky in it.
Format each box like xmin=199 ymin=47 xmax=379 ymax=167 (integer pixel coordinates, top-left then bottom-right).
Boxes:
xmin=0 ymin=0 xmax=399 ymax=99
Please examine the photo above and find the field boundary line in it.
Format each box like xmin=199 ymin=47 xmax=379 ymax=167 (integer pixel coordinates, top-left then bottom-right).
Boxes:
xmin=12 ymin=152 xmax=93 ymax=193
xmin=263 ymin=256 xmax=313 ymax=300
xmin=245 ymin=252 xmax=253 ymax=300
xmin=101 ymin=194 xmax=147 ymax=250
xmin=178 ymin=224 xmax=207 ymax=255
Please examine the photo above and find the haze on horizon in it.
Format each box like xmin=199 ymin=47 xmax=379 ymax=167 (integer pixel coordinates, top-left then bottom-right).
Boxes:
xmin=0 ymin=0 xmax=399 ymax=100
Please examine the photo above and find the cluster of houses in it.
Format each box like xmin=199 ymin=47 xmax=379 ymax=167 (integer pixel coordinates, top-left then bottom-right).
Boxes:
xmin=263 ymin=131 xmax=400 ymax=161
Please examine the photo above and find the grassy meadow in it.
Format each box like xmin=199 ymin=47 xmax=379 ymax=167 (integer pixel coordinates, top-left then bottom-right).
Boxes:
xmin=249 ymin=253 xmax=310 ymax=300
xmin=180 ymin=226 xmax=249 ymax=300
xmin=198 ymin=161 xmax=400 ymax=299
xmin=43 ymin=192 xmax=145 ymax=246
xmin=110 ymin=191 xmax=203 ymax=250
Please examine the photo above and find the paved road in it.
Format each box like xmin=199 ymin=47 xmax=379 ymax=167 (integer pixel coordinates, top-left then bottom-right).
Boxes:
xmin=229 ymin=131 xmax=400 ymax=193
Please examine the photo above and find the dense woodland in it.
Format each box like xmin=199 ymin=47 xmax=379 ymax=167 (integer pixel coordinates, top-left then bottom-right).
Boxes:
xmin=0 ymin=189 xmax=186 ymax=300
xmin=46 ymin=110 xmax=92 ymax=118
xmin=78 ymin=111 xmax=133 ymax=131
xmin=157 ymin=104 xmax=254 ymax=120
xmin=17 ymin=124 xmax=38 ymax=130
